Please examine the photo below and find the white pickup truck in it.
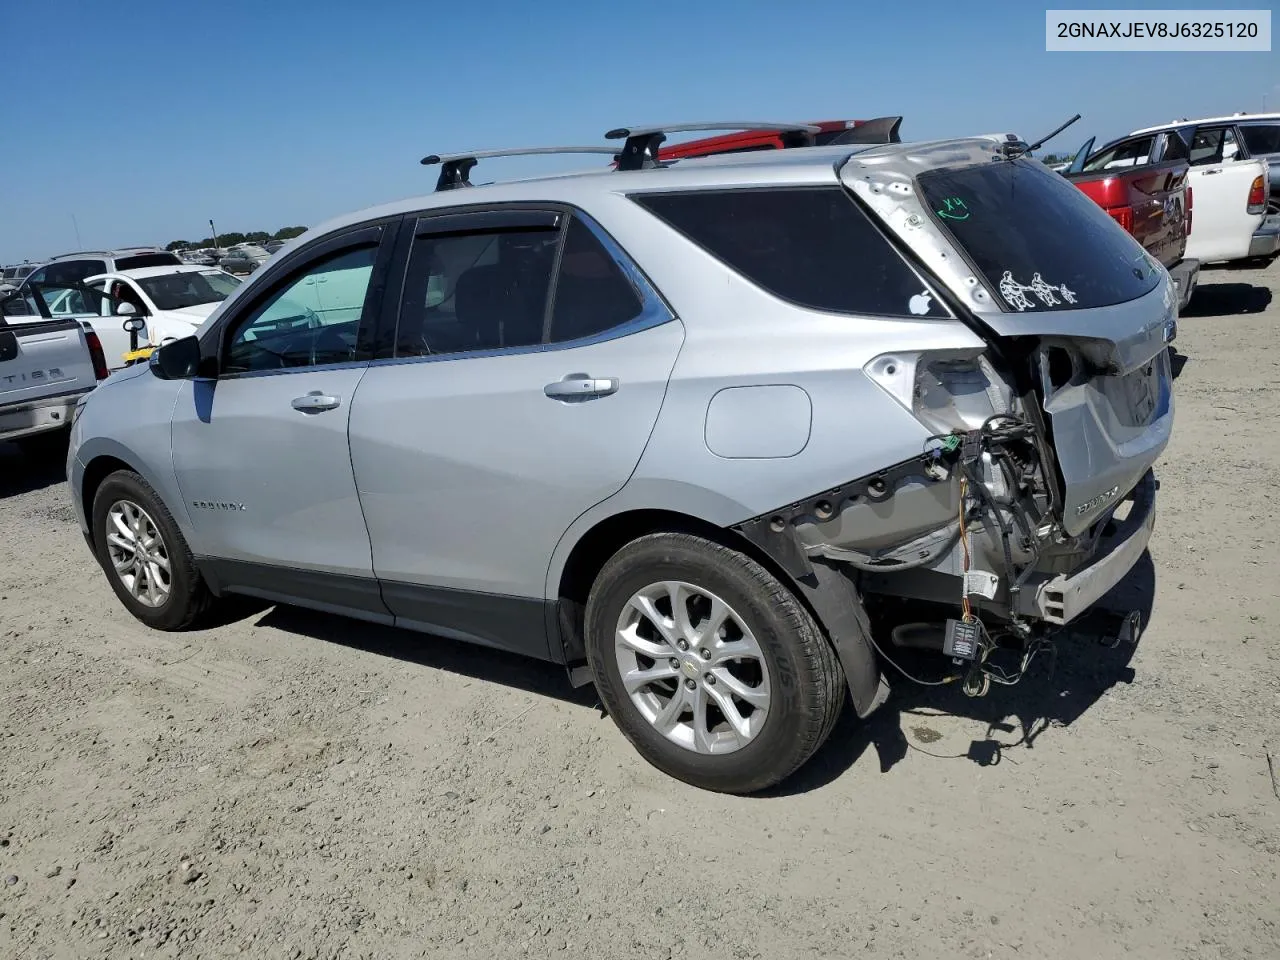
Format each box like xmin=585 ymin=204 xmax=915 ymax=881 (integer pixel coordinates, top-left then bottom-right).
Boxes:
xmin=1127 ymin=116 xmax=1278 ymax=265
xmin=0 ymin=290 xmax=108 ymax=458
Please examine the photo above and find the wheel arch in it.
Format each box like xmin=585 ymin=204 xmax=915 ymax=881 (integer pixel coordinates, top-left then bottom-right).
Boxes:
xmin=77 ymin=438 xmax=195 ymax=548
xmin=549 ymin=495 xmax=886 ymax=717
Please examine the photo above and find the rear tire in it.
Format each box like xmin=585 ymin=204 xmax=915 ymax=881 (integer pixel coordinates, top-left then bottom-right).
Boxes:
xmin=91 ymin=469 xmax=214 ymax=630
xmin=584 ymin=532 xmax=844 ymax=794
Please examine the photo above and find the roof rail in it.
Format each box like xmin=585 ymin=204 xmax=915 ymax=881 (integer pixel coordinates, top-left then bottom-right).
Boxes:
xmin=420 ymin=146 xmax=620 ymax=192
xmin=605 ymin=122 xmax=823 ymax=170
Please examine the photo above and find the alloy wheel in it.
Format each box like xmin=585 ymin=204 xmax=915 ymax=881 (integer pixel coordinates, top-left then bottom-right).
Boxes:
xmin=105 ymin=500 xmax=172 ymax=608
xmin=614 ymin=580 xmax=771 ymax=755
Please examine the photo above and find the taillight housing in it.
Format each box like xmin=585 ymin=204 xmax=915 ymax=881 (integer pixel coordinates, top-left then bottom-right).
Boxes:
xmin=1246 ymin=174 xmax=1266 ymax=214
xmin=864 ymin=349 xmax=1016 ymax=435
xmin=83 ymin=328 xmax=109 ymax=380
xmin=1106 ymin=206 xmax=1134 ymax=233
xmin=1185 ymin=186 xmax=1193 ymax=236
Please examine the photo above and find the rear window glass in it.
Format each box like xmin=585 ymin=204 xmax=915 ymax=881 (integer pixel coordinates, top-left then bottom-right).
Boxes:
xmin=115 ymin=252 xmax=182 ymax=270
xmin=1239 ymin=123 xmax=1280 ymax=155
xmin=916 ymin=159 xmax=1161 ymax=312
xmin=631 ymin=187 xmax=950 ymax=318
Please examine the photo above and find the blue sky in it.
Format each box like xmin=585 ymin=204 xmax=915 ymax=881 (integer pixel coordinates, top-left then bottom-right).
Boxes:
xmin=0 ymin=0 xmax=1275 ymax=263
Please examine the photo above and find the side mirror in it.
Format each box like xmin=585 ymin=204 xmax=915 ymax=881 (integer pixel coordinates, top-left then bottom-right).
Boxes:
xmin=115 ymin=301 xmax=139 ymax=316
xmin=149 ymin=335 xmax=204 ymax=380
xmin=122 ymin=316 xmax=145 ymax=333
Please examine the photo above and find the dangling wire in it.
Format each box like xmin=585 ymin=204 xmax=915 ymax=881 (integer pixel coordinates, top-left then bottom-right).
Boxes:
xmin=958 ymin=475 xmax=974 ymax=623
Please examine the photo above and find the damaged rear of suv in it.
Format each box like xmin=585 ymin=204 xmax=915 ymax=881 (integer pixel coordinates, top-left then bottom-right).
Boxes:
xmin=592 ymin=133 xmax=1173 ymax=791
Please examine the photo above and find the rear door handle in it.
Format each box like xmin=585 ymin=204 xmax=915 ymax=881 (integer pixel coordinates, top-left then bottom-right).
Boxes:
xmin=291 ymin=392 xmax=341 ymax=413
xmin=544 ymin=374 xmax=619 ymax=399
xmin=1200 ymin=168 xmax=1221 ymax=175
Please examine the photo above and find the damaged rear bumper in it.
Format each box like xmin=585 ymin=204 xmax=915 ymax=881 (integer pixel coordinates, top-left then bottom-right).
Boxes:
xmin=1014 ymin=469 xmax=1156 ymax=625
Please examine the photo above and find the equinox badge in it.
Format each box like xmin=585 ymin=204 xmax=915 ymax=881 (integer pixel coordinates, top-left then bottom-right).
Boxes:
xmin=192 ymin=501 xmax=246 ymax=511
xmin=1075 ymin=486 xmax=1120 ymax=517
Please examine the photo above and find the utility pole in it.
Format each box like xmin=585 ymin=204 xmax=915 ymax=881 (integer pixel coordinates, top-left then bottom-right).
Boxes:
xmin=71 ymin=214 xmax=83 ymax=249
xmin=209 ymin=219 xmax=221 ymax=250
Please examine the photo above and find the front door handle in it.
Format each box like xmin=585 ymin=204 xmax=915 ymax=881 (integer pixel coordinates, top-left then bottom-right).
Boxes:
xmin=291 ymin=392 xmax=341 ymax=413
xmin=1200 ymin=168 xmax=1221 ymax=175
xmin=544 ymin=374 xmax=619 ymax=399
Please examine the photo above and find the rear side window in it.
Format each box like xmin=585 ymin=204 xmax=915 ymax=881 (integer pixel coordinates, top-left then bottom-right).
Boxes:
xmin=631 ymin=187 xmax=950 ymax=318
xmin=547 ymin=217 xmax=644 ymax=343
xmin=115 ymin=252 xmax=182 ymax=270
xmin=45 ymin=260 xmax=106 ymax=285
xmin=395 ymin=227 xmax=560 ymax=357
xmin=1239 ymin=123 xmax=1280 ymax=155
xmin=393 ymin=214 xmax=648 ymax=358
xmin=916 ymin=159 xmax=1161 ymax=313
xmin=1082 ymin=136 xmax=1153 ymax=172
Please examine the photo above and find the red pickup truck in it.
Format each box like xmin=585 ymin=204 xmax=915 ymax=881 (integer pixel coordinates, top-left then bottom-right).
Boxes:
xmin=660 ymin=118 xmax=1199 ymax=312
xmin=1060 ymin=131 xmax=1198 ymax=311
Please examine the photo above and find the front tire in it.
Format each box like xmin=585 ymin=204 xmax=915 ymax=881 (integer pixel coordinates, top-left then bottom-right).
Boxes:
xmin=91 ymin=469 xmax=213 ymax=630
xmin=584 ymin=532 xmax=845 ymax=794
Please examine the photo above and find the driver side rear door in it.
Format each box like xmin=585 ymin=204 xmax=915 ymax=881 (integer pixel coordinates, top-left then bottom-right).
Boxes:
xmin=168 ymin=221 xmax=400 ymax=619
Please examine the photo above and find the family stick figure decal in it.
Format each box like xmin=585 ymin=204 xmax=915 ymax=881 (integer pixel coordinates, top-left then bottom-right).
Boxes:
xmin=998 ymin=270 xmax=1077 ymax=311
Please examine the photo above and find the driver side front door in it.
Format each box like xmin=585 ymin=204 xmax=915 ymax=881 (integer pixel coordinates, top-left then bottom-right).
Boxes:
xmin=169 ymin=223 xmax=396 ymax=619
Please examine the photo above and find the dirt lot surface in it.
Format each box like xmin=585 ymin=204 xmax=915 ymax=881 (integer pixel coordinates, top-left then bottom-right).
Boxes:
xmin=2 ymin=262 xmax=1279 ymax=960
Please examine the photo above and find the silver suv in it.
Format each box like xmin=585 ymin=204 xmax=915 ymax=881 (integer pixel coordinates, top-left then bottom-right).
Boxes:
xmin=67 ymin=125 xmax=1175 ymax=793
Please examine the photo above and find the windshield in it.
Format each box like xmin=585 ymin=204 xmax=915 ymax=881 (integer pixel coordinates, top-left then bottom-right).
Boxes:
xmin=136 ymin=270 xmax=241 ymax=310
xmin=916 ymin=158 xmax=1162 ymax=312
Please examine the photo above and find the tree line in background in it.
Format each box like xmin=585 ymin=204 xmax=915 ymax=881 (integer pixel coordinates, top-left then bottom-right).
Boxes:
xmin=164 ymin=225 xmax=308 ymax=251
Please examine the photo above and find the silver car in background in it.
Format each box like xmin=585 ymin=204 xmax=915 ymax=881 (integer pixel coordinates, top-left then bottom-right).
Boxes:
xmin=66 ymin=127 xmax=1174 ymax=793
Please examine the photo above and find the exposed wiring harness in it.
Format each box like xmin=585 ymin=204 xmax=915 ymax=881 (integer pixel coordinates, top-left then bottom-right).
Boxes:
xmin=923 ymin=412 xmax=1046 ymax=622
xmin=861 ymin=412 xmax=1058 ymax=693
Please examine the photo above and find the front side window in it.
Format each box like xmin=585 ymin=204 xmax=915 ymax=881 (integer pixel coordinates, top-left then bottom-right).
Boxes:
xmin=137 ymin=270 xmax=241 ymax=310
xmin=223 ymin=245 xmax=376 ymax=374
xmin=631 ymin=186 xmax=950 ymax=318
xmin=26 ymin=280 xmax=114 ymax=318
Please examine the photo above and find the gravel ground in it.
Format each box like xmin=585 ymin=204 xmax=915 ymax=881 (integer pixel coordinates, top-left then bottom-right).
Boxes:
xmin=2 ymin=261 xmax=1278 ymax=960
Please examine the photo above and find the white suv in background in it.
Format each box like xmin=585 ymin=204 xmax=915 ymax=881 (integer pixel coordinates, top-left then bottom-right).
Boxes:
xmin=19 ymin=248 xmax=183 ymax=293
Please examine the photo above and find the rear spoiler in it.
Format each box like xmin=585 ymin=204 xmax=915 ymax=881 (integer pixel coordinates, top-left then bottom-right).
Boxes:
xmin=827 ymin=116 xmax=903 ymax=145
